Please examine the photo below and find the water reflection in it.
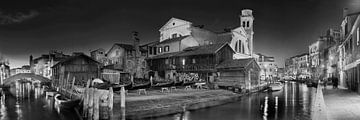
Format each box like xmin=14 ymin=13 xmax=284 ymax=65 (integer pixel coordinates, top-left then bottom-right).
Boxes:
xmin=151 ymin=82 xmax=314 ymax=120
xmin=0 ymin=82 xmax=79 ymax=120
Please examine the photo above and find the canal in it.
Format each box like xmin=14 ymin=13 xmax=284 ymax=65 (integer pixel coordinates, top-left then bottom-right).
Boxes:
xmin=0 ymin=85 xmax=79 ymax=120
xmin=149 ymin=82 xmax=314 ymax=120
xmin=0 ymin=82 xmax=314 ymax=120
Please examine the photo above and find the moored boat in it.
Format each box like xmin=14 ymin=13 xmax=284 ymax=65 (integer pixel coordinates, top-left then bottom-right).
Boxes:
xmin=182 ymin=81 xmax=196 ymax=86
xmin=269 ymin=82 xmax=283 ymax=91
xmin=54 ymin=94 xmax=81 ymax=111
xmin=112 ymin=82 xmax=132 ymax=91
xmin=173 ymin=81 xmax=184 ymax=86
xmin=152 ymin=81 xmax=174 ymax=88
xmin=129 ymin=82 xmax=151 ymax=90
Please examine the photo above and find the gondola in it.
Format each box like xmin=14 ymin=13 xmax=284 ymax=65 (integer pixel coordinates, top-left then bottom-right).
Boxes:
xmin=152 ymin=81 xmax=175 ymax=88
xmin=129 ymin=82 xmax=151 ymax=90
xmin=112 ymin=82 xmax=132 ymax=91
xmin=173 ymin=81 xmax=184 ymax=86
xmin=182 ymin=81 xmax=196 ymax=86
xmin=54 ymin=94 xmax=81 ymax=111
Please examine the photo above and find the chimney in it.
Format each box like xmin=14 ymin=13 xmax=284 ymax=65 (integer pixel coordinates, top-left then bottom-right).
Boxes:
xmin=343 ymin=8 xmax=348 ymax=18
xmin=132 ymin=31 xmax=140 ymax=57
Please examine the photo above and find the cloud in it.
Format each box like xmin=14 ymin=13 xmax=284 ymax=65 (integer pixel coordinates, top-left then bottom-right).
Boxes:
xmin=0 ymin=10 xmax=39 ymax=25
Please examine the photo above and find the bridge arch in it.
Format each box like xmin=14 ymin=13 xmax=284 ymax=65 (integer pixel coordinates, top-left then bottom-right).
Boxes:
xmin=3 ymin=73 xmax=51 ymax=86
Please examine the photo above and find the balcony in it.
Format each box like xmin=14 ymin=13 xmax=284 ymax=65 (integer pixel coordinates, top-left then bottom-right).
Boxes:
xmin=176 ymin=64 xmax=215 ymax=72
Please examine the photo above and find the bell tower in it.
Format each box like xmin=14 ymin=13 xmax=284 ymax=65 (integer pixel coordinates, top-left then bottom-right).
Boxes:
xmin=240 ymin=9 xmax=254 ymax=56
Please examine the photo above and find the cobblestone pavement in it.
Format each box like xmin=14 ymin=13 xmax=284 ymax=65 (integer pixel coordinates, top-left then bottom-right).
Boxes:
xmin=323 ymin=86 xmax=360 ymax=120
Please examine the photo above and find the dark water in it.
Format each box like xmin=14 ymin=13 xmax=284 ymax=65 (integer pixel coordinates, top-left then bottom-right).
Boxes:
xmin=0 ymin=85 xmax=79 ymax=120
xmin=149 ymin=82 xmax=314 ymax=120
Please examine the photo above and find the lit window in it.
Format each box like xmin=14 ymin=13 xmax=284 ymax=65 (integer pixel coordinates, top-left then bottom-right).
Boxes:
xmin=164 ymin=46 xmax=170 ymax=52
xmin=158 ymin=47 xmax=162 ymax=53
xmin=182 ymin=59 xmax=186 ymax=65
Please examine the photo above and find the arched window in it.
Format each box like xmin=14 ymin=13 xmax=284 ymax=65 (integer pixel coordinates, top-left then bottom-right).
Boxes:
xmin=239 ymin=41 xmax=242 ymax=53
xmin=242 ymin=21 xmax=245 ymax=27
xmin=247 ymin=21 xmax=250 ymax=28
xmin=235 ymin=41 xmax=238 ymax=52
xmin=242 ymin=43 xmax=245 ymax=54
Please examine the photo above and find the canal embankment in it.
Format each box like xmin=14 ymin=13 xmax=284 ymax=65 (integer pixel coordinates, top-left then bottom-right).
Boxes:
xmin=112 ymin=84 xmax=269 ymax=119
xmin=323 ymin=86 xmax=360 ymax=120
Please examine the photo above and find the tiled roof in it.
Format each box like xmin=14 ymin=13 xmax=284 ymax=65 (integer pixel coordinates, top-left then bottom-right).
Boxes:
xmin=216 ymin=58 xmax=255 ymax=69
xmin=146 ymin=51 xmax=183 ymax=59
xmin=177 ymin=43 xmax=228 ymax=56
xmin=52 ymin=53 xmax=100 ymax=67
xmin=114 ymin=43 xmax=134 ymax=50
xmin=216 ymin=32 xmax=232 ymax=44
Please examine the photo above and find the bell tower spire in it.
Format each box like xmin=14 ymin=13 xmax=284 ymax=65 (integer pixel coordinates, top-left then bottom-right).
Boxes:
xmin=240 ymin=9 xmax=254 ymax=56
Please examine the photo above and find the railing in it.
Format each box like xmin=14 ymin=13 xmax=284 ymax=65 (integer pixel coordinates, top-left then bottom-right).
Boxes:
xmin=176 ymin=64 xmax=215 ymax=71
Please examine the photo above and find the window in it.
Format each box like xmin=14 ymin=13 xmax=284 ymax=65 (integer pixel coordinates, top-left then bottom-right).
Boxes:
xmin=149 ymin=47 xmax=153 ymax=55
xmin=182 ymin=59 xmax=186 ymax=65
xmin=127 ymin=51 xmax=132 ymax=56
xmin=165 ymin=59 xmax=169 ymax=64
xmin=172 ymin=33 xmax=177 ymax=38
xmin=247 ymin=21 xmax=250 ymax=27
xmin=242 ymin=43 xmax=245 ymax=54
xmin=242 ymin=21 xmax=245 ymax=27
xmin=172 ymin=58 xmax=176 ymax=64
xmin=164 ymin=46 xmax=170 ymax=52
xmin=158 ymin=47 xmax=163 ymax=53
xmin=235 ymin=41 xmax=238 ymax=52
xmin=192 ymin=58 xmax=196 ymax=64
xmin=153 ymin=47 xmax=157 ymax=55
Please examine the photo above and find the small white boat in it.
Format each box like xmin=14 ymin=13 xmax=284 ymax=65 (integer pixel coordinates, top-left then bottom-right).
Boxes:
xmin=269 ymin=82 xmax=284 ymax=91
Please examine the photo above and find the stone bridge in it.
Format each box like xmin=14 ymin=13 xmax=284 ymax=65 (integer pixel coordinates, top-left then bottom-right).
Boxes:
xmin=3 ymin=73 xmax=51 ymax=86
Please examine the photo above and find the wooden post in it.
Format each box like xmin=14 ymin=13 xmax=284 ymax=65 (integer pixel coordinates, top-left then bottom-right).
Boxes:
xmin=88 ymin=88 xmax=94 ymax=120
xmin=109 ymin=87 xmax=114 ymax=120
xmin=83 ymin=79 xmax=91 ymax=118
xmin=121 ymin=86 xmax=125 ymax=120
xmin=150 ymin=76 xmax=153 ymax=86
xmin=94 ymin=89 xmax=99 ymax=120
xmin=70 ymin=77 xmax=76 ymax=99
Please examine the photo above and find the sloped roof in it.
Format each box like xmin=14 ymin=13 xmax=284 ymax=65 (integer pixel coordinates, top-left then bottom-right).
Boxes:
xmin=177 ymin=43 xmax=230 ymax=57
xmin=146 ymin=51 xmax=183 ymax=59
xmin=216 ymin=32 xmax=232 ymax=44
xmin=114 ymin=43 xmax=134 ymax=50
xmin=216 ymin=58 xmax=259 ymax=70
xmin=52 ymin=53 xmax=100 ymax=67
xmin=159 ymin=17 xmax=192 ymax=31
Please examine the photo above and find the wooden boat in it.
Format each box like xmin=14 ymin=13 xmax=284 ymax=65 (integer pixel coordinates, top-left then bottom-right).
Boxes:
xmin=269 ymin=82 xmax=284 ymax=91
xmin=129 ymin=82 xmax=151 ymax=90
xmin=54 ymin=94 xmax=81 ymax=110
xmin=173 ymin=81 xmax=184 ymax=86
xmin=182 ymin=81 xmax=196 ymax=86
xmin=152 ymin=81 xmax=174 ymax=88
xmin=112 ymin=82 xmax=132 ymax=91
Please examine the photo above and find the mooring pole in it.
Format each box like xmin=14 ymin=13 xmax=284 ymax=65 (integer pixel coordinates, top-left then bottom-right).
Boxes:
xmin=121 ymin=86 xmax=125 ymax=120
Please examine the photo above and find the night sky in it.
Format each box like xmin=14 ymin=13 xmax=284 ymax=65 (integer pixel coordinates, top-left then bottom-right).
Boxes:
xmin=0 ymin=0 xmax=360 ymax=68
